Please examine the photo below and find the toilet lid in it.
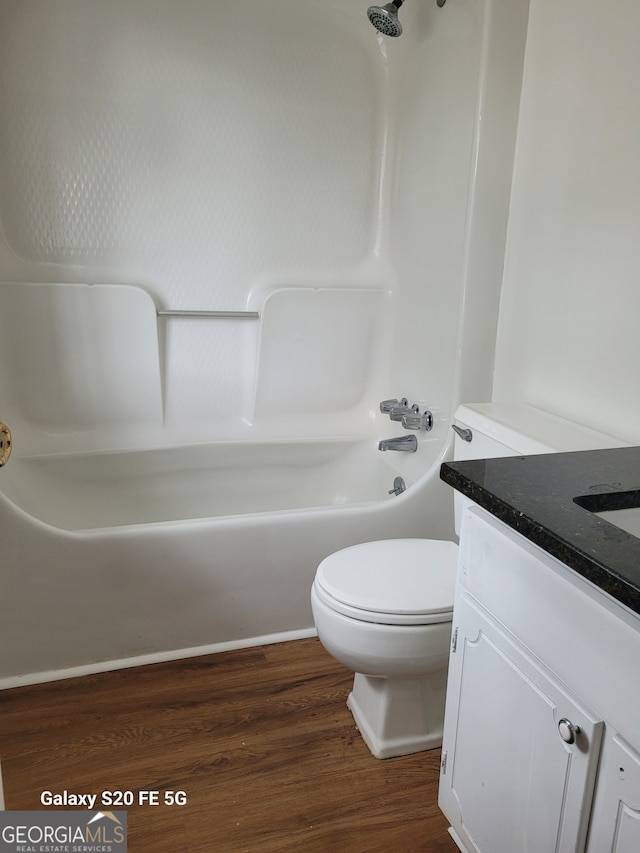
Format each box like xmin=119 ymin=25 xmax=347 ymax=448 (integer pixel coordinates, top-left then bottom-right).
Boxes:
xmin=315 ymin=539 xmax=458 ymax=625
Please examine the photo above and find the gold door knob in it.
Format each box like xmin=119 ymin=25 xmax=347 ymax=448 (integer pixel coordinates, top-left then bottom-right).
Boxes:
xmin=0 ymin=421 xmax=11 ymax=467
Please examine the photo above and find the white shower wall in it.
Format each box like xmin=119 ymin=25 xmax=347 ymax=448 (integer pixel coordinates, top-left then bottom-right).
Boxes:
xmin=0 ymin=0 xmax=373 ymax=448
xmin=0 ymin=0 xmax=522 ymax=458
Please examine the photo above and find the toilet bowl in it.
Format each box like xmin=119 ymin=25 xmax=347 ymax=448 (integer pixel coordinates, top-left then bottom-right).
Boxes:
xmin=311 ymin=538 xmax=458 ymax=759
xmin=311 ymin=402 xmax=625 ymax=759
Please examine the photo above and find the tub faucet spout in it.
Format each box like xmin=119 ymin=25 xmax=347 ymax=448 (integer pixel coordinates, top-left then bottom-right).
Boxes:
xmin=378 ymin=434 xmax=418 ymax=452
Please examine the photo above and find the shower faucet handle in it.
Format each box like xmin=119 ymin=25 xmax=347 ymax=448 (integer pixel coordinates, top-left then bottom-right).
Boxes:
xmin=379 ymin=398 xmax=408 ymax=414
xmin=402 ymin=410 xmax=434 ymax=431
xmin=390 ymin=403 xmax=420 ymax=421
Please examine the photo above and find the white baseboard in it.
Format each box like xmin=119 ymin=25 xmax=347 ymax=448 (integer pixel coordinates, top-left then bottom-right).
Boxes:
xmin=448 ymin=827 xmax=469 ymax=851
xmin=0 ymin=627 xmax=318 ymax=691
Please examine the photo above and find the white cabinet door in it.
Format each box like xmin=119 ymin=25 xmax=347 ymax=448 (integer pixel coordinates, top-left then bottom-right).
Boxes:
xmin=439 ymin=592 xmax=604 ymax=853
xmin=587 ymin=735 xmax=640 ymax=852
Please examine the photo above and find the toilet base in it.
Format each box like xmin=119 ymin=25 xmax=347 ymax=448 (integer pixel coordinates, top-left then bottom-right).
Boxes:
xmin=347 ymin=670 xmax=447 ymax=759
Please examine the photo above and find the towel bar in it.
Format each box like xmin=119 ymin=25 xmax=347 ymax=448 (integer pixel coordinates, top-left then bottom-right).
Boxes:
xmin=157 ymin=310 xmax=260 ymax=319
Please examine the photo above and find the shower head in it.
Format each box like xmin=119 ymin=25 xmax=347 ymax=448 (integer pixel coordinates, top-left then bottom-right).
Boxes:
xmin=367 ymin=0 xmax=404 ymax=37
xmin=367 ymin=0 xmax=448 ymax=38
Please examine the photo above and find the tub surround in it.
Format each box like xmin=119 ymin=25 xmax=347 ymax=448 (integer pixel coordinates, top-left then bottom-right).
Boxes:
xmin=0 ymin=0 xmax=530 ymax=685
xmin=441 ymin=446 xmax=640 ymax=614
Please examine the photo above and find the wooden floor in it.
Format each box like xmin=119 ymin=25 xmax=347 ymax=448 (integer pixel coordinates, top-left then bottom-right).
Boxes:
xmin=0 ymin=637 xmax=458 ymax=852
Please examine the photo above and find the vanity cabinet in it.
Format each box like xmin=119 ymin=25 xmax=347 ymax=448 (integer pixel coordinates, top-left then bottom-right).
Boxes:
xmin=439 ymin=506 xmax=640 ymax=853
xmin=587 ymin=736 xmax=640 ymax=852
xmin=442 ymin=594 xmax=603 ymax=852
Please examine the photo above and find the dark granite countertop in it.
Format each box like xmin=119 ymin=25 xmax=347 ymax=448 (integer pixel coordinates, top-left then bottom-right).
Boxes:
xmin=441 ymin=446 xmax=640 ymax=615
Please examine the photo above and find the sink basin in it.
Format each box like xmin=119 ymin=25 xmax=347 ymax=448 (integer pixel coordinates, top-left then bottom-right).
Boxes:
xmin=595 ymin=507 xmax=640 ymax=538
xmin=575 ymin=489 xmax=640 ymax=540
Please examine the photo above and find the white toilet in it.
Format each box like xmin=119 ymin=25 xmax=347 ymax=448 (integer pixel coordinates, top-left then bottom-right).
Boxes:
xmin=311 ymin=402 xmax=624 ymax=759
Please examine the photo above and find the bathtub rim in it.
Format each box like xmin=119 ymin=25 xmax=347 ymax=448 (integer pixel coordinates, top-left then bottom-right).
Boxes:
xmin=0 ymin=479 xmax=420 ymax=538
xmin=0 ymin=433 xmax=443 ymax=535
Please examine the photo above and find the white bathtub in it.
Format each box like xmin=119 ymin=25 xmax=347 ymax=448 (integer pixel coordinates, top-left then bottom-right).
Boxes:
xmin=0 ymin=440 xmax=454 ymax=688
xmin=3 ymin=439 xmax=410 ymax=530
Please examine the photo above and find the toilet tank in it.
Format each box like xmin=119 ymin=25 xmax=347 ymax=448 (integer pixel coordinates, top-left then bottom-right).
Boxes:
xmin=451 ymin=402 xmax=626 ymax=534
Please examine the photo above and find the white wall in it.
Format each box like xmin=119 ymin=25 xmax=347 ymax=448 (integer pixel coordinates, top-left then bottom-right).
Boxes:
xmin=493 ymin=0 xmax=640 ymax=443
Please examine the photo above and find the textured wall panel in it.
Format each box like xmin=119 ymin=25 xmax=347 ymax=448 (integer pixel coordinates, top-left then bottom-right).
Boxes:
xmin=0 ymin=0 xmax=382 ymax=436
xmin=0 ymin=0 xmax=377 ymax=299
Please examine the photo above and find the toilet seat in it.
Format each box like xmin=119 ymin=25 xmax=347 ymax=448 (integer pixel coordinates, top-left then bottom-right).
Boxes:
xmin=314 ymin=539 xmax=458 ymax=626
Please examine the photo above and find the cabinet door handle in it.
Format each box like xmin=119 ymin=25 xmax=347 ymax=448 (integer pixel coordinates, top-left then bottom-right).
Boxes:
xmin=558 ymin=718 xmax=580 ymax=744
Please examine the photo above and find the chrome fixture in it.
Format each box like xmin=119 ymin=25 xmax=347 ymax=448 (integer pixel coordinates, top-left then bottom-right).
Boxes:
xmin=402 ymin=411 xmax=433 ymax=431
xmin=451 ymin=424 xmax=473 ymax=442
xmin=390 ymin=402 xmax=420 ymax=421
xmin=388 ymin=476 xmax=407 ymax=496
xmin=378 ymin=435 xmax=418 ymax=452
xmin=367 ymin=0 xmax=447 ymax=38
xmin=367 ymin=1 xmax=405 ymax=37
xmin=379 ymin=397 xmax=433 ymax=430
xmin=157 ymin=309 xmax=260 ymax=320
xmin=558 ymin=718 xmax=580 ymax=745
xmin=379 ymin=397 xmax=408 ymax=414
